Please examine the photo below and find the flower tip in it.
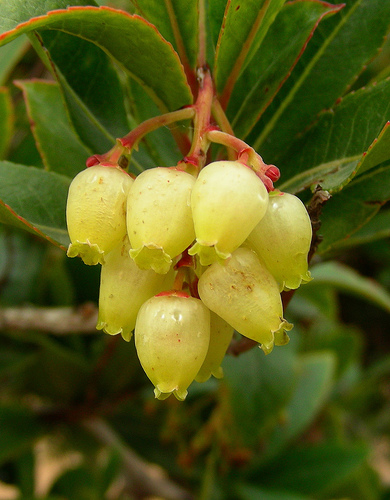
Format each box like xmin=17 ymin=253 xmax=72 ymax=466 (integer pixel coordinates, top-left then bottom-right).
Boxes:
xmin=174 ymin=388 xmax=188 ymax=401
xmin=129 ymin=245 xmax=172 ymax=274
xmin=188 ymin=241 xmax=230 ymax=266
xmin=196 ymin=365 xmax=224 ymax=383
xmin=260 ymin=342 xmax=274 ymax=355
xmin=281 ymin=270 xmax=313 ymax=291
xmin=153 ymin=387 xmax=188 ymax=401
xmin=121 ymin=330 xmax=133 ymax=342
xmin=67 ymin=241 xmax=104 ymax=265
xmin=96 ymin=318 xmax=133 ymax=341
xmin=154 ymin=388 xmax=172 ymax=400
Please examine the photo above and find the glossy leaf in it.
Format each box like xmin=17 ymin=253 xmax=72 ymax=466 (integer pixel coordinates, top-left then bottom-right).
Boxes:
xmin=308 ymin=261 xmax=390 ymax=313
xmin=206 ymin=0 xmax=227 ymax=68
xmin=21 ymin=333 xmax=91 ymax=402
xmin=319 ymin=164 xmax=390 ymax=254
xmin=340 ymin=208 xmax=390 ymax=247
xmin=253 ymin=442 xmax=368 ymax=495
xmin=0 ymin=0 xmax=96 ymax=33
xmin=0 ymin=227 xmax=47 ymax=305
xmin=214 ymin=0 xmax=286 ymax=105
xmin=0 ymin=406 xmax=44 ymax=465
xmin=260 ymin=352 xmax=336 ymax=463
xmin=357 ymin=121 xmax=390 ymax=175
xmin=278 ymin=79 xmax=390 ymax=193
xmin=0 ymin=87 xmax=13 ymax=159
xmin=0 ymin=36 xmax=29 ymax=85
xmin=0 ymin=7 xmax=193 ymax=113
xmin=131 ymin=0 xmax=198 ymax=73
xmin=30 ymin=30 xmax=129 ymax=152
xmin=15 ymin=80 xmax=91 ymax=176
xmin=252 ymin=0 xmax=390 ymax=164
xmin=228 ymin=0 xmax=341 ymax=139
xmin=221 ymin=343 xmax=295 ymax=444
xmin=0 ymin=161 xmax=70 ymax=248
xmin=126 ymin=77 xmax=186 ymax=168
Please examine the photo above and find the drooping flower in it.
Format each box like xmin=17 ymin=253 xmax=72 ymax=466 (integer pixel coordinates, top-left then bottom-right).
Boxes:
xmin=66 ymin=165 xmax=133 ymax=265
xmin=198 ymin=247 xmax=292 ymax=354
xmin=189 ymin=161 xmax=268 ymax=266
xmin=135 ymin=292 xmax=210 ymax=400
xmin=246 ymin=191 xmax=312 ymax=291
xmin=96 ymin=236 xmax=174 ymax=341
xmin=195 ymin=312 xmax=234 ymax=382
xmin=127 ymin=167 xmax=195 ymax=274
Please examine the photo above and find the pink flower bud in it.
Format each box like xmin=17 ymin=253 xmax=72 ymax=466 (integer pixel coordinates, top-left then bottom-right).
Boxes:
xmin=135 ymin=293 xmax=210 ymax=400
xmin=66 ymin=166 xmax=133 ymax=265
xmin=127 ymin=167 xmax=196 ymax=274
xmin=96 ymin=237 xmax=173 ymax=341
xmin=246 ymin=191 xmax=312 ymax=291
xmin=189 ymin=161 xmax=268 ymax=266
xmin=195 ymin=312 xmax=234 ymax=382
xmin=198 ymin=247 xmax=292 ymax=354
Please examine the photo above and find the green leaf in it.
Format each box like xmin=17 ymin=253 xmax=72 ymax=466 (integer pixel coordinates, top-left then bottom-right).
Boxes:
xmin=308 ymin=261 xmax=390 ymax=313
xmin=252 ymin=442 xmax=368 ymax=496
xmin=318 ymin=163 xmax=390 ymax=254
xmin=0 ymin=161 xmax=70 ymax=248
xmin=214 ymin=0 xmax=286 ymax=105
xmin=30 ymin=30 xmax=129 ymax=152
xmin=0 ymin=406 xmax=44 ymax=465
xmin=206 ymin=0 xmax=227 ymax=68
xmin=0 ymin=350 xmax=38 ymax=381
xmin=290 ymin=286 xmax=338 ymax=322
xmin=16 ymin=450 xmax=35 ymax=498
xmin=49 ymin=466 xmax=97 ymax=499
xmin=252 ymin=0 xmax=390 ymax=164
xmin=221 ymin=344 xmax=296 ymax=444
xmin=0 ymin=0 xmax=97 ymax=33
xmin=20 ymin=333 xmax=91 ymax=402
xmin=340 ymin=208 xmax=390 ymax=247
xmin=0 ymin=7 xmax=193 ymax=113
xmin=0 ymin=87 xmax=13 ymax=159
xmin=357 ymin=121 xmax=390 ymax=176
xmin=126 ymin=77 xmax=185 ymax=169
xmin=15 ymin=80 xmax=91 ymax=176
xmin=236 ymin=483 xmax=310 ymax=500
xmin=228 ymin=0 xmax=342 ymax=139
xmin=260 ymin=352 xmax=336 ymax=463
xmin=131 ymin=0 xmax=199 ymax=71
xmin=0 ymin=227 xmax=47 ymax=305
xmin=0 ymin=36 xmax=29 ymax=86
xmin=277 ymin=79 xmax=390 ymax=193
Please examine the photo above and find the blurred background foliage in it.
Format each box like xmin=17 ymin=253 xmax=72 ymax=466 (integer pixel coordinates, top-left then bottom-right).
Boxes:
xmin=0 ymin=0 xmax=389 ymax=499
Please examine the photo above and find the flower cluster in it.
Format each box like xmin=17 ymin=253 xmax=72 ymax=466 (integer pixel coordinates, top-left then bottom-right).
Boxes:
xmin=66 ymin=159 xmax=312 ymax=400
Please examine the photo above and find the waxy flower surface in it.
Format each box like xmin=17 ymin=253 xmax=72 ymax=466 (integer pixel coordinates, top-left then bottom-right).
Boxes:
xmin=66 ymin=165 xmax=133 ymax=265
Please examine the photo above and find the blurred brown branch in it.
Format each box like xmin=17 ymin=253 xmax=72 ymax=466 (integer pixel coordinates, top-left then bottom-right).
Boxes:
xmin=83 ymin=417 xmax=194 ymax=500
xmin=0 ymin=303 xmax=98 ymax=334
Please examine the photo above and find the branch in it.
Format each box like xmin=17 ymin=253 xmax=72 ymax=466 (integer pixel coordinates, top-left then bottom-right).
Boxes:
xmin=0 ymin=303 xmax=98 ymax=334
xmin=82 ymin=417 xmax=193 ymax=500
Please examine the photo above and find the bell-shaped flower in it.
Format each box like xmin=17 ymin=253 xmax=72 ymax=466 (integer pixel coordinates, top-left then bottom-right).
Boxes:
xmin=246 ymin=191 xmax=312 ymax=291
xmin=189 ymin=161 xmax=268 ymax=266
xmin=135 ymin=292 xmax=210 ymax=400
xmin=195 ymin=312 xmax=234 ymax=382
xmin=96 ymin=236 xmax=174 ymax=341
xmin=66 ymin=165 xmax=133 ymax=265
xmin=127 ymin=167 xmax=196 ymax=274
xmin=198 ymin=247 xmax=292 ymax=354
